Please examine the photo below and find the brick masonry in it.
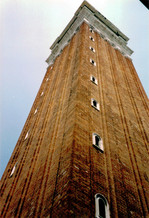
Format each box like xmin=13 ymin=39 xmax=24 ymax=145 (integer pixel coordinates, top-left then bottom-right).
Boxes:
xmin=0 ymin=22 xmax=149 ymax=217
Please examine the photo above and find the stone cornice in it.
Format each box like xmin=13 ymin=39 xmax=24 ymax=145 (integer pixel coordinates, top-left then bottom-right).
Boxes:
xmin=46 ymin=1 xmax=133 ymax=65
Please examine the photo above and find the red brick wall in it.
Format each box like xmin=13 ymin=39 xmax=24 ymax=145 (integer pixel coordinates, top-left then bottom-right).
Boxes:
xmin=0 ymin=22 xmax=149 ymax=217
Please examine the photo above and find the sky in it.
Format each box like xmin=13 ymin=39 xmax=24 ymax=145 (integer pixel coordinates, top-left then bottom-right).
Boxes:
xmin=0 ymin=0 xmax=149 ymax=179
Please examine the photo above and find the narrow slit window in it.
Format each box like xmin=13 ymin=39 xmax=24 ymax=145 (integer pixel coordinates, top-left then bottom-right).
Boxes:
xmin=92 ymin=133 xmax=104 ymax=152
xmin=90 ymin=59 xmax=96 ymax=66
xmin=9 ymin=163 xmax=17 ymax=177
xmin=90 ymin=75 xmax=98 ymax=85
xmin=91 ymin=98 xmax=100 ymax=111
xmin=24 ymin=132 xmax=29 ymax=140
xmin=89 ymin=46 xmax=95 ymax=52
xmin=93 ymin=100 xmax=97 ymax=107
xmin=41 ymin=91 xmax=44 ymax=96
xmin=34 ymin=108 xmax=38 ymax=114
xmin=89 ymin=36 xmax=95 ymax=41
xmin=95 ymin=194 xmax=110 ymax=218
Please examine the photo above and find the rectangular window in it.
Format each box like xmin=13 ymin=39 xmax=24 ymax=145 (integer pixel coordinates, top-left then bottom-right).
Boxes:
xmin=92 ymin=133 xmax=104 ymax=152
xmin=90 ymin=75 xmax=98 ymax=85
xmin=90 ymin=59 xmax=96 ymax=66
xmin=91 ymin=98 xmax=100 ymax=111
xmin=89 ymin=36 xmax=95 ymax=41
xmin=89 ymin=46 xmax=95 ymax=52
xmin=89 ymin=28 xmax=94 ymax=33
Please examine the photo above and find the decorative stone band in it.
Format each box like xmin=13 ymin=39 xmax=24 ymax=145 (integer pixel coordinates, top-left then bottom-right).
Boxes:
xmin=46 ymin=1 xmax=133 ymax=65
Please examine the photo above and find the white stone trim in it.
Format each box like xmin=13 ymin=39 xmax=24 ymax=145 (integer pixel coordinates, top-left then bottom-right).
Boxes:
xmin=124 ymin=54 xmax=132 ymax=60
xmin=46 ymin=2 xmax=133 ymax=65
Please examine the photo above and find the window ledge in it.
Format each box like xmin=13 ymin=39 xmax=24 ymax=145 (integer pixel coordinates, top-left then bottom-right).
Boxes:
xmin=93 ymin=144 xmax=104 ymax=153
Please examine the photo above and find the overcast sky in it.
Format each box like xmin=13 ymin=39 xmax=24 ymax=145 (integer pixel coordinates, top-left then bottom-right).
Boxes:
xmin=0 ymin=0 xmax=149 ymax=178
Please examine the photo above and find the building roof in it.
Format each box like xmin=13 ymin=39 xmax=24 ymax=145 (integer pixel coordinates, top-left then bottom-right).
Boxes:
xmin=51 ymin=1 xmax=128 ymax=50
xmin=47 ymin=1 xmax=133 ymax=65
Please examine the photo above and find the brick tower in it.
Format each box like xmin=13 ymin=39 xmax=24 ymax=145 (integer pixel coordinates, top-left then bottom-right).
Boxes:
xmin=0 ymin=1 xmax=149 ymax=217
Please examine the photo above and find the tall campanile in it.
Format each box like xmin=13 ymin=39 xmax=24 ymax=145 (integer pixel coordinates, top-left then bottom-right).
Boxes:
xmin=0 ymin=1 xmax=149 ymax=217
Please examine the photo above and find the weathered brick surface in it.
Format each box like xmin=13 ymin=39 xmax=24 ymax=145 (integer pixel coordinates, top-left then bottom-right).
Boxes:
xmin=0 ymin=22 xmax=149 ymax=217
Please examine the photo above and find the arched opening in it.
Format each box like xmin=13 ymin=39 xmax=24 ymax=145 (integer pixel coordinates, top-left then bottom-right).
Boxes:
xmin=95 ymin=194 xmax=110 ymax=218
xmin=99 ymin=198 xmax=106 ymax=218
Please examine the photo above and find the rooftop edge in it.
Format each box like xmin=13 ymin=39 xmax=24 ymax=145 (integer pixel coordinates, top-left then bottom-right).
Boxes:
xmin=50 ymin=1 xmax=129 ymax=50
